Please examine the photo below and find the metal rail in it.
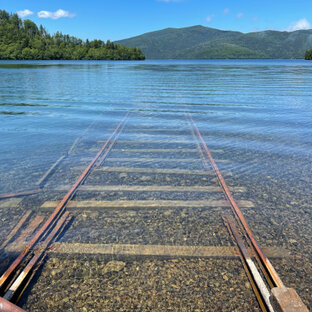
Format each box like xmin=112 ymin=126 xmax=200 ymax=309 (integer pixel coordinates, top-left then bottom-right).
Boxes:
xmin=36 ymin=154 xmax=67 ymax=188
xmin=0 ymin=113 xmax=129 ymax=302
xmin=3 ymin=212 xmax=72 ymax=302
xmin=0 ymin=211 xmax=32 ymax=250
xmin=188 ymin=114 xmax=284 ymax=289
xmin=2 ymin=112 xmax=308 ymax=311
xmin=0 ymin=119 xmax=99 ymax=201
xmin=223 ymin=215 xmax=274 ymax=312
xmin=0 ymin=189 xmax=41 ymax=201
xmin=0 ymin=297 xmax=26 ymax=312
xmin=36 ymin=119 xmax=98 ymax=189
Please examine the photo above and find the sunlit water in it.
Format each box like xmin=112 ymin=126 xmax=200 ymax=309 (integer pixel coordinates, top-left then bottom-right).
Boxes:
xmin=0 ymin=60 xmax=311 ymax=311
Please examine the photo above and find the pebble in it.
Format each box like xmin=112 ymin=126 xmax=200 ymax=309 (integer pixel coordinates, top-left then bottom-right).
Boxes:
xmin=50 ymin=269 xmax=60 ymax=277
xmin=164 ymin=210 xmax=172 ymax=216
xmin=288 ymin=239 xmax=297 ymax=244
xmin=103 ymin=261 xmax=126 ymax=274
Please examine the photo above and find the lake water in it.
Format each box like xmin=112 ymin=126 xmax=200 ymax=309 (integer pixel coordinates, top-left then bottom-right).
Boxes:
xmin=0 ymin=60 xmax=311 ymax=311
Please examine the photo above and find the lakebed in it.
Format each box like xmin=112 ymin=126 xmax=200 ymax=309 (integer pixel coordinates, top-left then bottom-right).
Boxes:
xmin=0 ymin=59 xmax=311 ymax=311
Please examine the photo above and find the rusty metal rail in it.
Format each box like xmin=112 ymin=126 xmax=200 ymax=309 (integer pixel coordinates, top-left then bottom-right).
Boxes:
xmin=0 ymin=113 xmax=129 ymax=307
xmin=188 ymin=114 xmax=284 ymax=289
xmin=1 ymin=112 xmax=308 ymax=311
xmin=3 ymin=212 xmax=72 ymax=302
xmin=0 ymin=212 xmax=32 ymax=251
xmin=0 ymin=297 xmax=26 ymax=312
xmin=0 ymin=189 xmax=41 ymax=201
xmin=223 ymin=214 xmax=274 ymax=312
xmin=189 ymin=114 xmax=308 ymax=312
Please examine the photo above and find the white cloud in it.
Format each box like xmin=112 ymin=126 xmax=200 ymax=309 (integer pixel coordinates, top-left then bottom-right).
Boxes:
xmin=17 ymin=9 xmax=34 ymax=18
xmin=287 ymin=18 xmax=311 ymax=32
xmin=206 ymin=15 xmax=213 ymax=23
xmin=236 ymin=13 xmax=243 ymax=19
xmin=37 ymin=9 xmax=75 ymax=20
xmin=223 ymin=8 xmax=229 ymax=15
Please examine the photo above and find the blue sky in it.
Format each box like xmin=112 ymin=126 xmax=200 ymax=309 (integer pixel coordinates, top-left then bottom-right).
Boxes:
xmin=1 ymin=0 xmax=311 ymax=41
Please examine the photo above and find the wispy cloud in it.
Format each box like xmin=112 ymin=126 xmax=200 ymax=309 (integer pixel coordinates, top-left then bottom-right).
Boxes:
xmin=236 ymin=13 xmax=243 ymax=19
xmin=37 ymin=9 xmax=75 ymax=20
xmin=206 ymin=15 xmax=213 ymax=24
xmin=287 ymin=18 xmax=311 ymax=31
xmin=17 ymin=9 xmax=34 ymax=18
xmin=223 ymin=8 xmax=229 ymax=15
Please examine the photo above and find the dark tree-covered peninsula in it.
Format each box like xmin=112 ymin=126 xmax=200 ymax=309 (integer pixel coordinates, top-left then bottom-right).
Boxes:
xmin=0 ymin=10 xmax=145 ymax=60
xmin=305 ymin=49 xmax=312 ymax=60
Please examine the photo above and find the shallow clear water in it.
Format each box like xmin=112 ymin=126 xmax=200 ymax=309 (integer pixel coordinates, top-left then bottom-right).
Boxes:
xmin=0 ymin=59 xmax=311 ymax=311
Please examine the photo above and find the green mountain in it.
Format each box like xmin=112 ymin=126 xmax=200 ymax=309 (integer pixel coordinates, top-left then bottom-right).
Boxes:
xmin=116 ymin=25 xmax=312 ymax=59
xmin=0 ymin=10 xmax=145 ymax=60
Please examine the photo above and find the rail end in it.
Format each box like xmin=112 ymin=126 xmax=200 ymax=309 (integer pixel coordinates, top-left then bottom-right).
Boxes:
xmin=270 ymin=287 xmax=308 ymax=312
xmin=0 ymin=297 xmax=26 ymax=312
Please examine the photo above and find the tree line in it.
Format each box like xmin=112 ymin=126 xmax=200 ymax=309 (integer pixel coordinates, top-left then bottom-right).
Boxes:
xmin=305 ymin=49 xmax=312 ymax=60
xmin=0 ymin=10 xmax=145 ymax=60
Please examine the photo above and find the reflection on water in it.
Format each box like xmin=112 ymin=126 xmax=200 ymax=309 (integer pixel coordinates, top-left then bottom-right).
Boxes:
xmin=0 ymin=60 xmax=311 ymax=311
xmin=0 ymin=111 xmax=31 ymax=115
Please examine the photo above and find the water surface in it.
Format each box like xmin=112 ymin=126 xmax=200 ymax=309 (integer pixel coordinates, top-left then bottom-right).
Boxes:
xmin=0 ymin=59 xmax=311 ymax=311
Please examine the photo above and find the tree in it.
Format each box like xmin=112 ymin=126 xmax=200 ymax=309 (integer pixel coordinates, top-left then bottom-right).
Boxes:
xmin=24 ymin=19 xmax=39 ymax=36
xmin=0 ymin=10 xmax=145 ymax=60
xmin=0 ymin=10 xmax=10 ymax=22
xmin=305 ymin=49 xmax=312 ymax=60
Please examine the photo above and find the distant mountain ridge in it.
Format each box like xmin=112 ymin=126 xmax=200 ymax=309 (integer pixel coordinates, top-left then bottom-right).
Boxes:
xmin=116 ymin=25 xmax=312 ymax=59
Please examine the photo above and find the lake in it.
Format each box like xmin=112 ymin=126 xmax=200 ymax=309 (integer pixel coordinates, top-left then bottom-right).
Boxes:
xmin=0 ymin=59 xmax=311 ymax=311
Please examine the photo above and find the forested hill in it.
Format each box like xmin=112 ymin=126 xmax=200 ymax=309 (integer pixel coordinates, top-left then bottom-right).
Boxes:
xmin=116 ymin=25 xmax=312 ymax=59
xmin=0 ymin=10 xmax=145 ymax=60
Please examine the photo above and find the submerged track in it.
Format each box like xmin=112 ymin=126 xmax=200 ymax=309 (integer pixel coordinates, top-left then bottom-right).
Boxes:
xmin=0 ymin=113 xmax=129 ymax=309
xmin=0 ymin=113 xmax=308 ymax=311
